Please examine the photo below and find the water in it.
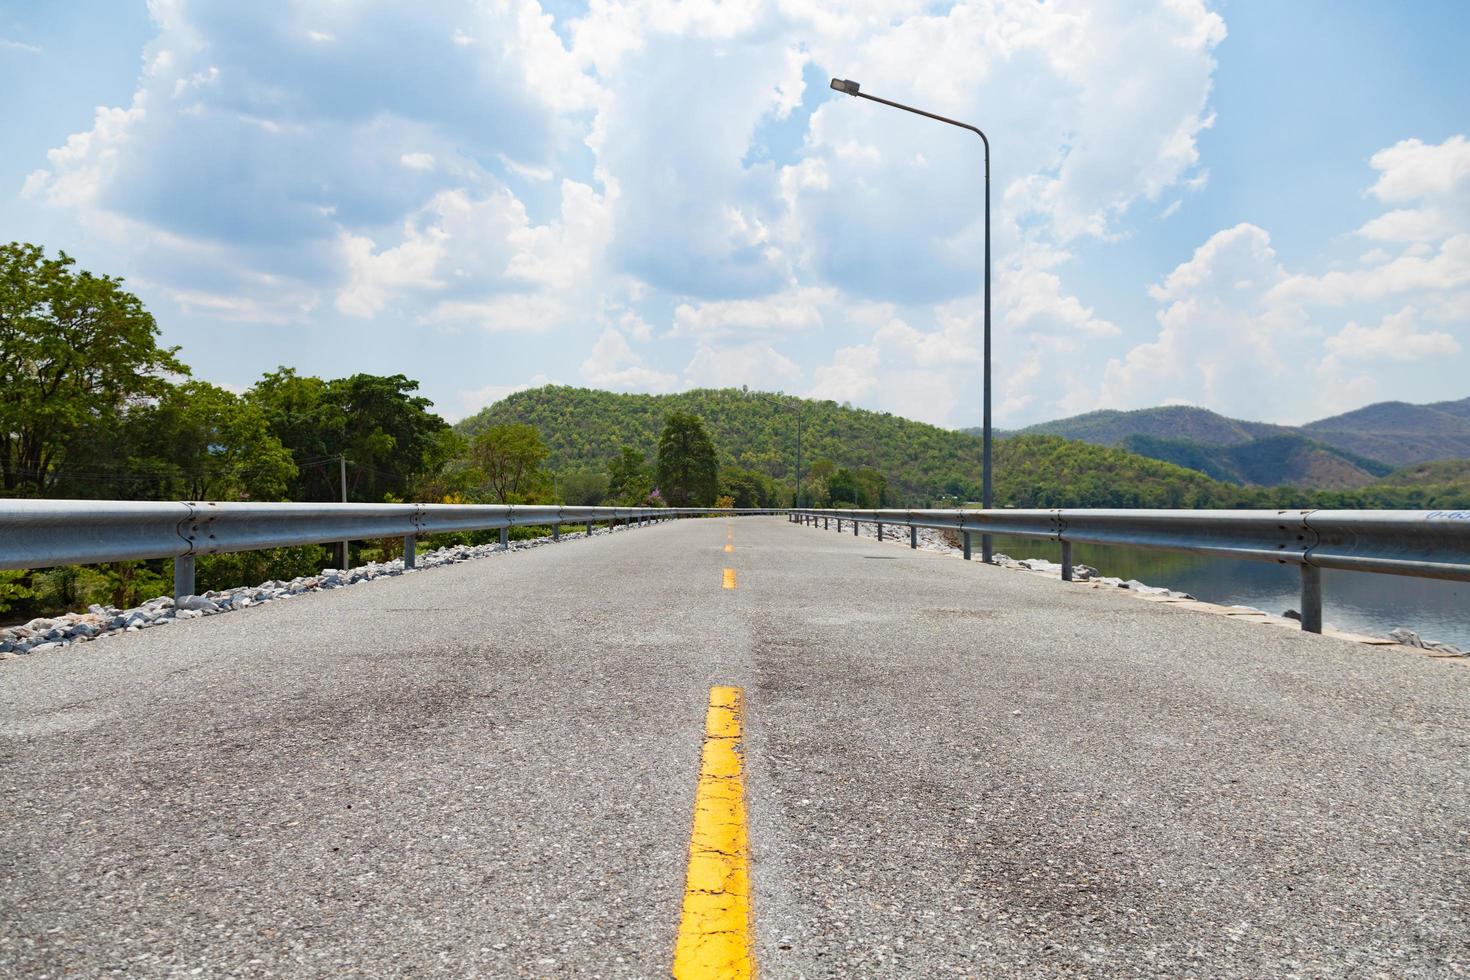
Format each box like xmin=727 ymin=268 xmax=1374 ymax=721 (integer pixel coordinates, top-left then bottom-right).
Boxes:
xmin=985 ymin=534 xmax=1470 ymax=650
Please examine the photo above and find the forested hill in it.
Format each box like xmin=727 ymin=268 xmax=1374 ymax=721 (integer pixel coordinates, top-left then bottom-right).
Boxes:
xmin=456 ymin=386 xmax=987 ymax=502
xmin=969 ymin=397 xmax=1470 ymax=478
xmin=454 ymin=385 xmax=1332 ymax=508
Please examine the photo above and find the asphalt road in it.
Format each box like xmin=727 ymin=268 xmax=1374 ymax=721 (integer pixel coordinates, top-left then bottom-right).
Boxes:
xmin=2 ymin=516 xmax=1467 ymax=978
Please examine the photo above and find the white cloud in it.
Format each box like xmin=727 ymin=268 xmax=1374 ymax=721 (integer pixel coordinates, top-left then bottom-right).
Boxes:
xmin=580 ymin=327 xmax=677 ymax=391
xmin=422 ymin=293 xmax=567 ymax=333
xmin=22 ymin=1 xmax=1460 ymax=430
xmin=683 ymin=343 xmax=802 ymax=389
xmin=1103 ymin=223 xmax=1313 ymax=419
xmin=1102 ymin=153 xmax=1470 ymax=422
xmin=670 ymin=287 xmax=831 ymax=339
xmin=1 ymin=38 xmax=42 ymax=53
xmin=807 ymin=343 xmax=880 ymax=402
xmin=1324 ymin=306 xmax=1460 ymax=363
xmin=619 ymin=310 xmax=654 ymax=342
xmin=453 ymin=374 xmax=554 ymax=420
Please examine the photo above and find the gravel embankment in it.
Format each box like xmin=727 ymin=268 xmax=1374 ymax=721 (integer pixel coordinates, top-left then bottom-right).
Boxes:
xmin=0 ymin=524 xmax=625 ymax=660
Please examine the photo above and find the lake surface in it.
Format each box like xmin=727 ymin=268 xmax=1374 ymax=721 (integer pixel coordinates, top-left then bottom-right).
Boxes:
xmin=984 ymin=534 xmax=1470 ymax=650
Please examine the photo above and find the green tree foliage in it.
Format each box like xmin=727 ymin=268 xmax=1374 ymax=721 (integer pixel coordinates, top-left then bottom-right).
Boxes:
xmin=828 ymin=467 xmax=886 ymax=507
xmin=139 ymin=381 xmax=296 ymax=500
xmin=0 ymin=242 xmax=186 ymax=495
xmin=656 ymin=412 xmax=719 ymax=506
xmin=249 ymin=368 xmax=451 ymax=502
xmin=558 ymin=468 xmax=609 ymax=506
xmin=606 ymin=446 xmax=653 ymax=505
xmin=454 ymin=385 xmax=1470 ymax=510
xmin=469 ymin=423 xmax=549 ymax=503
xmin=720 ymin=467 xmax=779 ymax=508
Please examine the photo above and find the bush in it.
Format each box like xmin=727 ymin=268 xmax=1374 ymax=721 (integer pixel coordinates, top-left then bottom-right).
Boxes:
xmin=197 ymin=545 xmax=328 ymax=593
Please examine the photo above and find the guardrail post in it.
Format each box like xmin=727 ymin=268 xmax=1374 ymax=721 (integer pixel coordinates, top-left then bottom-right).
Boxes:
xmin=878 ymin=522 xmax=884 ymax=541
xmin=963 ymin=530 xmax=972 ymax=560
xmin=587 ymin=520 xmax=594 ymax=536
xmin=853 ymin=519 xmax=858 ymax=536
xmin=910 ymin=526 xmax=917 ymax=549
xmin=173 ymin=555 xmax=195 ymax=601
xmin=1300 ymin=565 xmax=1323 ymax=634
xmin=982 ymin=533 xmax=993 ymax=564
xmin=1060 ymin=541 xmax=1072 ymax=581
xmin=499 ymin=527 xmax=509 ymax=551
xmin=824 ymin=517 xmax=830 ymax=530
xmin=404 ymin=534 xmax=416 ymax=570
xmin=553 ymin=523 xmax=560 ymax=541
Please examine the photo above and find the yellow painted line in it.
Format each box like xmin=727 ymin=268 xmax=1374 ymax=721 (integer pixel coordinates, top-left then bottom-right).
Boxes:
xmin=722 ymin=568 xmax=737 ymax=589
xmin=673 ymin=687 xmax=754 ymax=979
xmin=724 ymin=543 xmax=734 ymax=553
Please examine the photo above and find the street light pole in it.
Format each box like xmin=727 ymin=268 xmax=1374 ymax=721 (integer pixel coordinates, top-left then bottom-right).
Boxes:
xmin=829 ymin=78 xmax=993 ymax=561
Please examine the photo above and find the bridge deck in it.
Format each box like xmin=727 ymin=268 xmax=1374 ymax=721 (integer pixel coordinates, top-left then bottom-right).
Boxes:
xmin=2 ymin=516 xmax=1466 ymax=977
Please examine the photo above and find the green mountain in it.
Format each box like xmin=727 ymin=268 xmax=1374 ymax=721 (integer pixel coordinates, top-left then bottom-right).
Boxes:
xmin=455 ymin=386 xmax=1253 ymax=508
xmin=1303 ymin=397 xmax=1470 ymax=466
xmin=1118 ymin=434 xmax=1391 ymax=489
xmin=971 ymin=396 xmax=1470 ymax=486
xmin=1373 ymin=458 xmax=1470 ymax=487
xmin=990 ymin=405 xmax=1288 ymax=446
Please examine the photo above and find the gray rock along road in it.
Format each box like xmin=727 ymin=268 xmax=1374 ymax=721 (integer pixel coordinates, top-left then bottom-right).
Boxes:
xmin=3 ymin=515 xmax=1467 ymax=978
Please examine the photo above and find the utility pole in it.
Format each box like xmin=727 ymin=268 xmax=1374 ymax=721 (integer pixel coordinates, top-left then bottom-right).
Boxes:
xmin=339 ymin=454 xmax=349 ymax=570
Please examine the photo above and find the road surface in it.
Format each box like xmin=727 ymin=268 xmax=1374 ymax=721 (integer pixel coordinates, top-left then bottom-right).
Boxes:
xmin=2 ymin=515 xmax=1466 ymax=977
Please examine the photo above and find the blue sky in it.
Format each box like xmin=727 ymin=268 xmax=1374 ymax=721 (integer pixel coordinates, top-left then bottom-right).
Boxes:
xmin=2 ymin=0 xmax=1467 ymax=428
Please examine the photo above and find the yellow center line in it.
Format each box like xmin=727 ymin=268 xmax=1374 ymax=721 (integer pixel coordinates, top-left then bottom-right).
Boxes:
xmin=673 ymin=687 xmax=755 ymax=979
xmin=722 ymin=568 xmax=737 ymax=589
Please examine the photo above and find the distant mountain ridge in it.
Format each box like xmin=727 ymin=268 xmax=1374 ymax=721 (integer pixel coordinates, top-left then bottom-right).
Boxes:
xmin=455 ymin=385 xmax=1267 ymax=507
xmin=963 ymin=396 xmax=1470 ymax=486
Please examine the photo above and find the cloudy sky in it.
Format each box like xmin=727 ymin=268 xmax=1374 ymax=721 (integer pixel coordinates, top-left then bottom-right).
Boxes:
xmin=2 ymin=1 xmax=1468 ymax=428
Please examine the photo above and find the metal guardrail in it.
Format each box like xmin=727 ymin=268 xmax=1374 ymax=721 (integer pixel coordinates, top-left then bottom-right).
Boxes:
xmin=0 ymin=500 xmax=772 ymax=600
xmin=5 ymin=500 xmax=1464 ymax=636
xmin=789 ymin=507 xmax=1470 ymax=634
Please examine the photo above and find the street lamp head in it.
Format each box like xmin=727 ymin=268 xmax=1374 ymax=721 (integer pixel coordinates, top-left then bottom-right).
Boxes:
xmin=829 ymin=78 xmax=860 ymax=96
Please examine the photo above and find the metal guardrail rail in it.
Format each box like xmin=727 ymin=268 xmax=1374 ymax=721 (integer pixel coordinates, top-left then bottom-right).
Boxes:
xmin=789 ymin=507 xmax=1470 ymax=633
xmin=4 ymin=500 xmax=1464 ymax=636
xmin=0 ymin=500 xmax=772 ymax=600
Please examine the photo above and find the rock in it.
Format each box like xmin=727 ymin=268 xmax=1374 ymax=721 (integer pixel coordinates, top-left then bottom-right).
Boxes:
xmin=29 ymin=642 xmax=63 ymax=654
xmin=176 ymin=595 xmax=219 ymax=613
xmin=1388 ymin=627 xmax=1464 ymax=655
xmin=66 ymin=623 xmax=97 ymax=639
xmin=1283 ymin=609 xmax=1302 ymax=621
xmin=175 ymin=608 xmax=203 ymax=620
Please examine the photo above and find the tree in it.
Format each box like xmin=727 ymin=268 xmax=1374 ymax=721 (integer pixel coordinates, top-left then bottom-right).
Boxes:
xmin=140 ymin=381 xmax=297 ymax=500
xmin=0 ymin=243 xmax=186 ymax=495
xmin=656 ymin=412 xmax=719 ymax=506
xmin=469 ymin=423 xmax=549 ymax=503
xmin=721 ymin=467 xmax=776 ymax=508
xmin=249 ymin=368 xmax=450 ymax=502
xmin=607 ymin=446 xmax=652 ymax=505
xmin=559 ymin=468 xmax=609 ymax=506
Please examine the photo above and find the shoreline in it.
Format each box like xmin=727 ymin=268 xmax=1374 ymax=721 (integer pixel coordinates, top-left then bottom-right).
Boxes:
xmin=844 ymin=517 xmax=1468 ymax=658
